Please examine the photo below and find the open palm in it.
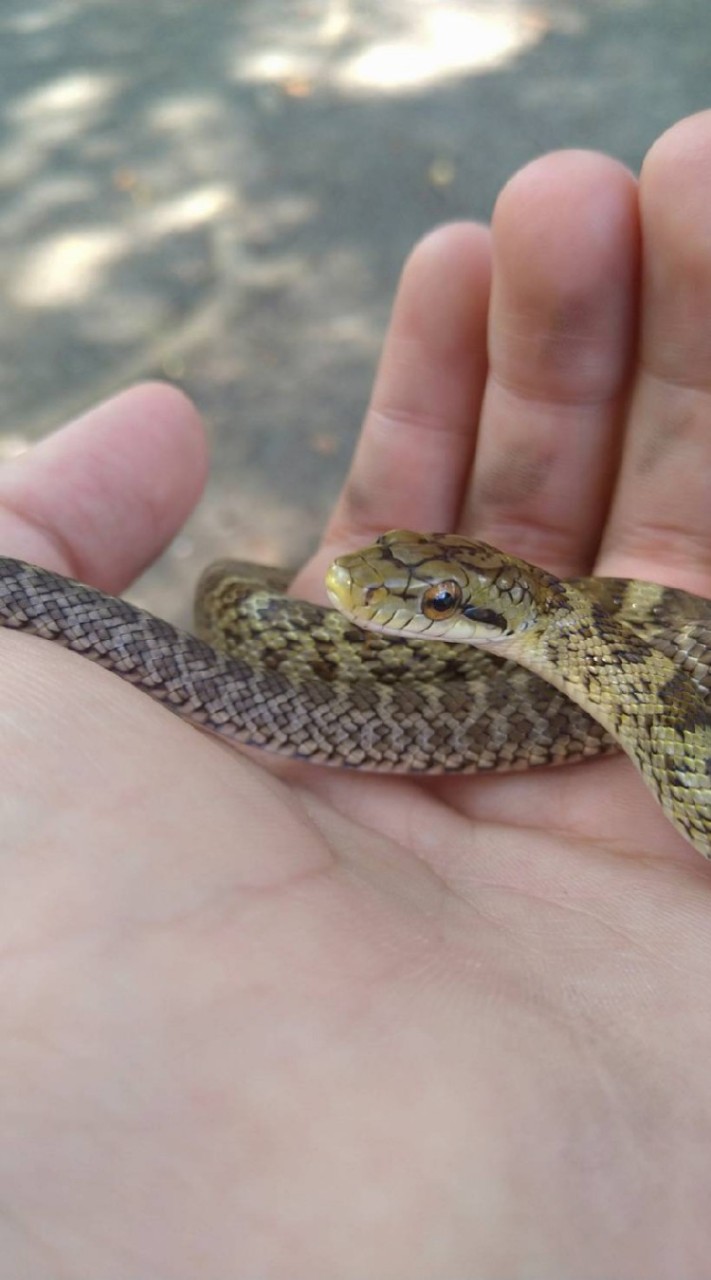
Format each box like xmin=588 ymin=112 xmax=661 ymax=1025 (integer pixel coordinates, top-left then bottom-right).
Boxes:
xmin=2 ymin=115 xmax=711 ymax=1279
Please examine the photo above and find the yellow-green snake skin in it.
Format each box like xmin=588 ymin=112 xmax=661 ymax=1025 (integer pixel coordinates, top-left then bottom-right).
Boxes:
xmin=0 ymin=529 xmax=708 ymax=856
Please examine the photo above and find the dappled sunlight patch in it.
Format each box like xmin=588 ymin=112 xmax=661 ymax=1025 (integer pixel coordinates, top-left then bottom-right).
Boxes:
xmin=2 ymin=3 xmax=75 ymax=36
xmin=9 ymin=70 xmax=119 ymax=123
xmin=148 ymin=93 xmax=225 ymax=134
xmin=141 ymin=185 xmax=235 ymax=237
xmin=9 ymin=227 xmax=126 ymax=307
xmin=338 ymin=5 xmax=546 ymax=93
xmin=235 ymin=1 xmax=550 ymax=97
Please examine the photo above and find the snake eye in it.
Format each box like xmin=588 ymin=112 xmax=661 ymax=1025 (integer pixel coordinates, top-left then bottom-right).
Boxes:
xmin=422 ymin=579 xmax=462 ymax=620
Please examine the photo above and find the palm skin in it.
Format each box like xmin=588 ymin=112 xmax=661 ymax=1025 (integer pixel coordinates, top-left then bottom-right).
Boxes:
xmin=1 ymin=114 xmax=711 ymax=1279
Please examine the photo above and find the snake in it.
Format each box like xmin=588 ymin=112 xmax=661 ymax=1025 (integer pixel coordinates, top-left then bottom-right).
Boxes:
xmin=0 ymin=529 xmax=708 ymax=856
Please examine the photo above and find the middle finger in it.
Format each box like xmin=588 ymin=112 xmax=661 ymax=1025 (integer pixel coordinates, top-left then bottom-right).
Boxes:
xmin=463 ymin=150 xmax=639 ymax=576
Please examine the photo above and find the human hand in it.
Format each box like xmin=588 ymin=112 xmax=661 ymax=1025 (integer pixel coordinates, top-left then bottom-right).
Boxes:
xmin=3 ymin=113 xmax=711 ymax=1278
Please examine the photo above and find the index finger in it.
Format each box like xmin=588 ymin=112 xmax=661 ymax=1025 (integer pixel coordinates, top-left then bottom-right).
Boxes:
xmin=293 ymin=223 xmax=491 ymax=599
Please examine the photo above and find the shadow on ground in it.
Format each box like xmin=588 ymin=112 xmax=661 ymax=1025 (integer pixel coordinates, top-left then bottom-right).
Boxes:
xmin=0 ymin=0 xmax=709 ymax=615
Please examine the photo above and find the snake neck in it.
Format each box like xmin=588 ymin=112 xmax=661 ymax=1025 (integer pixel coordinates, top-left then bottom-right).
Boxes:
xmin=509 ymin=583 xmax=671 ymax=716
xmin=501 ymin=580 xmax=691 ymax=749
xmin=504 ymin=579 xmax=711 ymax=853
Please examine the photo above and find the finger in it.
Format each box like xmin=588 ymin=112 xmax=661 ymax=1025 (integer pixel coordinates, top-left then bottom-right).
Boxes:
xmin=598 ymin=111 xmax=711 ymax=596
xmin=295 ymin=223 xmax=491 ymax=598
xmin=464 ymin=151 xmax=640 ymax=575
xmin=0 ymin=383 xmax=207 ymax=593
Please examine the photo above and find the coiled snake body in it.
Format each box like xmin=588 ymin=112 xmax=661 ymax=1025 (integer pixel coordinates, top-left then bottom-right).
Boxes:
xmin=0 ymin=529 xmax=708 ymax=857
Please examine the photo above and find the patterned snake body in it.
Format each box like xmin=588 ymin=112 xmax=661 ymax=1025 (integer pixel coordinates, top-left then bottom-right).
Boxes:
xmin=326 ymin=531 xmax=711 ymax=857
xmin=0 ymin=529 xmax=708 ymax=856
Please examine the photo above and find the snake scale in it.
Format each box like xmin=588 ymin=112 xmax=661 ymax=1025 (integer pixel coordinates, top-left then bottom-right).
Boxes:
xmin=0 ymin=528 xmax=708 ymax=857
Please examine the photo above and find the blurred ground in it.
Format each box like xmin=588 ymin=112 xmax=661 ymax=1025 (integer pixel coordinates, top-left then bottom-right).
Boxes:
xmin=0 ymin=0 xmax=710 ymax=617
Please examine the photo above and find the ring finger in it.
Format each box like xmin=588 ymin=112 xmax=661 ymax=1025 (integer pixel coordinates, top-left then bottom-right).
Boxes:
xmin=462 ymin=149 xmax=640 ymax=577
xmin=598 ymin=110 xmax=711 ymax=597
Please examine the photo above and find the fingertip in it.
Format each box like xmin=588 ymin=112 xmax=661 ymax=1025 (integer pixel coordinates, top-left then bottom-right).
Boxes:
xmin=640 ymin=109 xmax=711 ymax=194
xmin=487 ymin=148 xmax=639 ymax=404
xmin=495 ymin=147 xmax=635 ymax=206
xmin=402 ymin=220 xmax=490 ymax=269
xmin=638 ymin=110 xmax=711 ymax=280
xmin=395 ymin=221 xmax=491 ymax=354
xmin=89 ymin=381 xmax=210 ymax=532
xmin=117 ymin=379 xmax=208 ymax=464
xmin=0 ymin=382 xmax=209 ymax=591
xmin=492 ymin=149 xmax=637 ymax=283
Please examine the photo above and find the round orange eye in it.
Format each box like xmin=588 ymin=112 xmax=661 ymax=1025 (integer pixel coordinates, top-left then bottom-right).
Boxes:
xmin=422 ymin=579 xmax=462 ymax=620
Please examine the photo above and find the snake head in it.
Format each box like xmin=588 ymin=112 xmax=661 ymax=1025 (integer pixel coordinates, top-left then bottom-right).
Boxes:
xmin=325 ymin=529 xmax=551 ymax=647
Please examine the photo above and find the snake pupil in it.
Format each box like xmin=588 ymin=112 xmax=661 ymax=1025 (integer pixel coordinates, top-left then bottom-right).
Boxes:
xmin=422 ymin=579 xmax=462 ymax=620
xmin=432 ymin=592 xmax=455 ymax=612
